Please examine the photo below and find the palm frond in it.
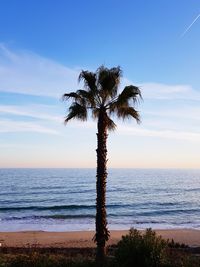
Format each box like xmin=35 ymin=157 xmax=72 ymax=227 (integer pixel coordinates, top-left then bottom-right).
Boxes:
xmin=116 ymin=106 xmax=141 ymax=123
xmin=108 ymin=85 xmax=141 ymax=110
xmin=92 ymin=108 xmax=99 ymax=119
xmin=97 ymin=65 xmax=122 ymax=101
xmin=118 ymin=85 xmax=142 ymax=105
xmin=91 ymin=108 xmax=116 ymax=130
xmin=63 ymin=90 xmax=95 ymax=107
xmin=76 ymin=89 xmax=95 ymax=107
xmin=62 ymin=92 xmax=80 ymax=101
xmin=78 ymin=71 xmax=97 ymax=92
xmin=105 ymin=113 xmax=117 ymax=131
xmin=62 ymin=91 xmax=86 ymax=107
xmin=64 ymin=102 xmax=87 ymax=123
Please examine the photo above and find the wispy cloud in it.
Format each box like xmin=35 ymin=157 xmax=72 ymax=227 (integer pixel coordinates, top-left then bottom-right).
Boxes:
xmin=63 ymin=119 xmax=200 ymax=143
xmin=122 ymin=78 xmax=200 ymax=101
xmin=0 ymin=119 xmax=61 ymax=135
xmin=0 ymin=105 xmax=63 ymax=122
xmin=1 ymin=45 xmax=200 ymax=143
xmin=118 ymin=125 xmax=200 ymax=142
xmin=140 ymin=82 xmax=200 ymax=100
xmin=1 ymin=45 xmax=200 ymax=101
xmin=181 ymin=13 xmax=200 ymax=37
xmin=144 ymin=106 xmax=200 ymax=122
xmin=0 ymin=44 xmax=79 ymax=97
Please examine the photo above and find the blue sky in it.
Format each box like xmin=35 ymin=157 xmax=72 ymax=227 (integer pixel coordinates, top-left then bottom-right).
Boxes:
xmin=0 ymin=0 xmax=200 ymax=168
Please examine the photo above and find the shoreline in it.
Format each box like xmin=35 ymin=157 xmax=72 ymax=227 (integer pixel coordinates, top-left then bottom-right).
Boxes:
xmin=1 ymin=229 xmax=200 ymax=248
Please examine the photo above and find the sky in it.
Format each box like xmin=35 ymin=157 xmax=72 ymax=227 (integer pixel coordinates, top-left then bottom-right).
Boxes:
xmin=0 ymin=0 xmax=200 ymax=168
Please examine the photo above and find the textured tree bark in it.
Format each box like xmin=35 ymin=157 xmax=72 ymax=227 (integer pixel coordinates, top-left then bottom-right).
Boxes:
xmin=95 ymin=108 xmax=109 ymax=266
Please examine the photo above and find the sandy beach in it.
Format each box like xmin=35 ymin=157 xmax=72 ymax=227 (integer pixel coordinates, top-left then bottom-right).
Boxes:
xmin=1 ymin=229 xmax=200 ymax=248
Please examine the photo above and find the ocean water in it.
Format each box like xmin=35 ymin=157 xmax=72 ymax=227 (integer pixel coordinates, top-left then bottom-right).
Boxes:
xmin=0 ymin=168 xmax=200 ymax=232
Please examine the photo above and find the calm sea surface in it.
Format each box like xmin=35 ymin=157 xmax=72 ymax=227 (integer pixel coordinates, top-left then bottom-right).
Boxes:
xmin=0 ymin=168 xmax=200 ymax=231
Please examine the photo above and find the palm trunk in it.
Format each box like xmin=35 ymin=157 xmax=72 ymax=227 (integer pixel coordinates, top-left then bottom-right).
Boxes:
xmin=95 ymin=109 xmax=109 ymax=266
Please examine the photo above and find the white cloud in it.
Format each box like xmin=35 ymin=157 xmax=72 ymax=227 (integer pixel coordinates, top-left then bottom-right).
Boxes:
xmin=144 ymin=106 xmax=200 ymax=122
xmin=1 ymin=44 xmax=200 ymax=101
xmin=122 ymin=78 xmax=200 ymax=101
xmin=61 ymin=119 xmax=200 ymax=143
xmin=1 ymin=45 xmax=200 ymax=141
xmin=0 ymin=44 xmax=79 ymax=97
xmin=118 ymin=125 xmax=200 ymax=142
xmin=0 ymin=119 xmax=60 ymax=135
xmin=0 ymin=104 xmax=63 ymax=122
xmin=140 ymin=82 xmax=200 ymax=100
xmin=1 ymin=104 xmax=200 ymax=142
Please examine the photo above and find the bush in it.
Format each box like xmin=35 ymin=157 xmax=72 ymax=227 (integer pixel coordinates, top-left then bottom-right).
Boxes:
xmin=115 ymin=228 xmax=167 ymax=267
xmin=167 ymin=239 xmax=188 ymax=249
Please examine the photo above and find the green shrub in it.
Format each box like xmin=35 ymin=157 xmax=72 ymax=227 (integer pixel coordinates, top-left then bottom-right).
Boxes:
xmin=115 ymin=228 xmax=167 ymax=267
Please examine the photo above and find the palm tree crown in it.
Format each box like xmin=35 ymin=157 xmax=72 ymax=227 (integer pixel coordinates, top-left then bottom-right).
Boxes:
xmin=63 ymin=65 xmax=141 ymax=128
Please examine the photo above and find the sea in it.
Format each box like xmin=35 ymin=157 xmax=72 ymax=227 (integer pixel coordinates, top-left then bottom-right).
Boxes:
xmin=0 ymin=168 xmax=200 ymax=232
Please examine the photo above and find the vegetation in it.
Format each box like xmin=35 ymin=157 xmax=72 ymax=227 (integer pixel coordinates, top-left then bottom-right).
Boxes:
xmin=0 ymin=253 xmax=94 ymax=267
xmin=115 ymin=228 xmax=167 ymax=267
xmin=114 ymin=228 xmax=200 ymax=267
xmin=1 ymin=229 xmax=200 ymax=267
xmin=63 ymin=66 xmax=142 ymax=264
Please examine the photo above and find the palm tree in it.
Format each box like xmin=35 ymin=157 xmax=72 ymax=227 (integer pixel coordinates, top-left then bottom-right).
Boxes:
xmin=63 ymin=66 xmax=142 ymax=265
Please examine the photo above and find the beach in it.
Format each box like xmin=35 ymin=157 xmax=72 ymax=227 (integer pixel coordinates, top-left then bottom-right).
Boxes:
xmin=1 ymin=229 xmax=200 ymax=248
xmin=1 ymin=169 xmax=200 ymax=251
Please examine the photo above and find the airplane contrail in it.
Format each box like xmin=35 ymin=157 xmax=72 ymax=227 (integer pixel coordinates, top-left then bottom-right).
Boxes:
xmin=181 ymin=13 xmax=200 ymax=37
